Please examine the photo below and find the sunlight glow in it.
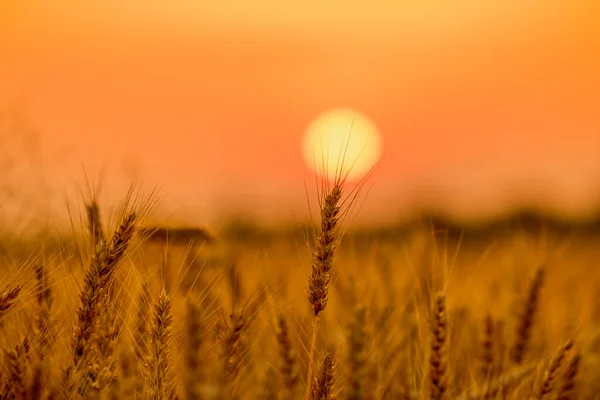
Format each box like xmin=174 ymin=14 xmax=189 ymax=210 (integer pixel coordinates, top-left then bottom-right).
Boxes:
xmin=302 ymin=108 xmax=382 ymax=181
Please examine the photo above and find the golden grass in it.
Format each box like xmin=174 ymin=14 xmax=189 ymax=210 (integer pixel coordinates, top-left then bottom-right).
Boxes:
xmin=0 ymin=188 xmax=599 ymax=400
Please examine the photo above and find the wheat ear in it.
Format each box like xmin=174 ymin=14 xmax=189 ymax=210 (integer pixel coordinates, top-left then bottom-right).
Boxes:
xmin=511 ymin=267 xmax=544 ymax=364
xmin=306 ymin=185 xmax=342 ymax=400
xmin=147 ymin=290 xmax=175 ymax=400
xmin=312 ymin=352 xmax=336 ymax=400
xmin=428 ymin=293 xmax=448 ymax=400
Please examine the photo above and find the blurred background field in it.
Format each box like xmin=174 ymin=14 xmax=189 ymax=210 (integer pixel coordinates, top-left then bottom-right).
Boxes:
xmin=1 ymin=202 xmax=600 ymax=398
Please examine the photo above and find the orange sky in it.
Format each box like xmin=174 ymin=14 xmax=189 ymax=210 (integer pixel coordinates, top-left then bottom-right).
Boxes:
xmin=1 ymin=1 xmax=600 ymax=228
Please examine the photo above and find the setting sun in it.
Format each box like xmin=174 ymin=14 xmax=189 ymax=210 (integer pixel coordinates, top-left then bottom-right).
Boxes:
xmin=302 ymin=108 xmax=382 ymax=182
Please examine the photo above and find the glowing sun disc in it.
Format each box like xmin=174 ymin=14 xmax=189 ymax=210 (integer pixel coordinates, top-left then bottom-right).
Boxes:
xmin=302 ymin=108 xmax=382 ymax=181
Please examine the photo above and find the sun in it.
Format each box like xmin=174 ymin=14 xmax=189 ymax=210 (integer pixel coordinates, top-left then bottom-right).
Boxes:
xmin=302 ymin=108 xmax=382 ymax=182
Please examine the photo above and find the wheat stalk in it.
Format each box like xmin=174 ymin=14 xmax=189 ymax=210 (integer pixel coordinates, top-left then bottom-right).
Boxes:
xmin=480 ymin=314 xmax=494 ymax=381
xmin=86 ymin=200 xmax=105 ymax=248
xmin=306 ymin=184 xmax=343 ymax=400
xmin=511 ymin=267 xmax=544 ymax=364
xmin=220 ymin=307 xmax=247 ymax=398
xmin=347 ymin=304 xmax=370 ymax=400
xmin=428 ymin=293 xmax=448 ymax=400
xmin=184 ymin=297 xmax=206 ymax=400
xmin=312 ymin=351 xmax=336 ymax=400
xmin=72 ymin=213 xmax=136 ymax=367
xmin=147 ymin=290 xmax=175 ymax=400
xmin=277 ymin=314 xmax=300 ymax=399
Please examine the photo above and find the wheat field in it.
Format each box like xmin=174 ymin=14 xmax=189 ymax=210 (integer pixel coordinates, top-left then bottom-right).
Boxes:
xmin=0 ymin=180 xmax=599 ymax=400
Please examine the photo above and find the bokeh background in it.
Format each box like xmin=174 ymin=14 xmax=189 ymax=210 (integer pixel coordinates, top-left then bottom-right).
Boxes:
xmin=1 ymin=0 xmax=599 ymax=230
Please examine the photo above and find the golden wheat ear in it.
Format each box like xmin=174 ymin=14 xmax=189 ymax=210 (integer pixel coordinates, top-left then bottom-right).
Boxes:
xmin=307 ymin=185 xmax=343 ymax=317
xmin=305 ymin=183 xmax=344 ymax=400
xmin=86 ymin=200 xmax=105 ymax=248
xmin=276 ymin=314 xmax=300 ymax=399
xmin=346 ymin=304 xmax=371 ymax=400
xmin=71 ymin=212 xmax=137 ymax=369
xmin=312 ymin=351 xmax=336 ymax=400
xmin=32 ymin=263 xmax=54 ymax=359
xmin=427 ymin=292 xmax=448 ymax=400
xmin=511 ymin=266 xmax=544 ymax=365
xmin=0 ymin=284 xmax=21 ymax=323
xmin=183 ymin=296 xmax=206 ymax=400
xmin=134 ymin=279 xmax=151 ymax=397
xmin=147 ymin=290 xmax=175 ymax=400
xmin=555 ymin=351 xmax=580 ymax=400
xmin=4 ymin=336 xmax=30 ymax=400
xmin=219 ymin=306 xmax=247 ymax=398
xmin=479 ymin=314 xmax=495 ymax=382
xmin=536 ymin=339 xmax=574 ymax=399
